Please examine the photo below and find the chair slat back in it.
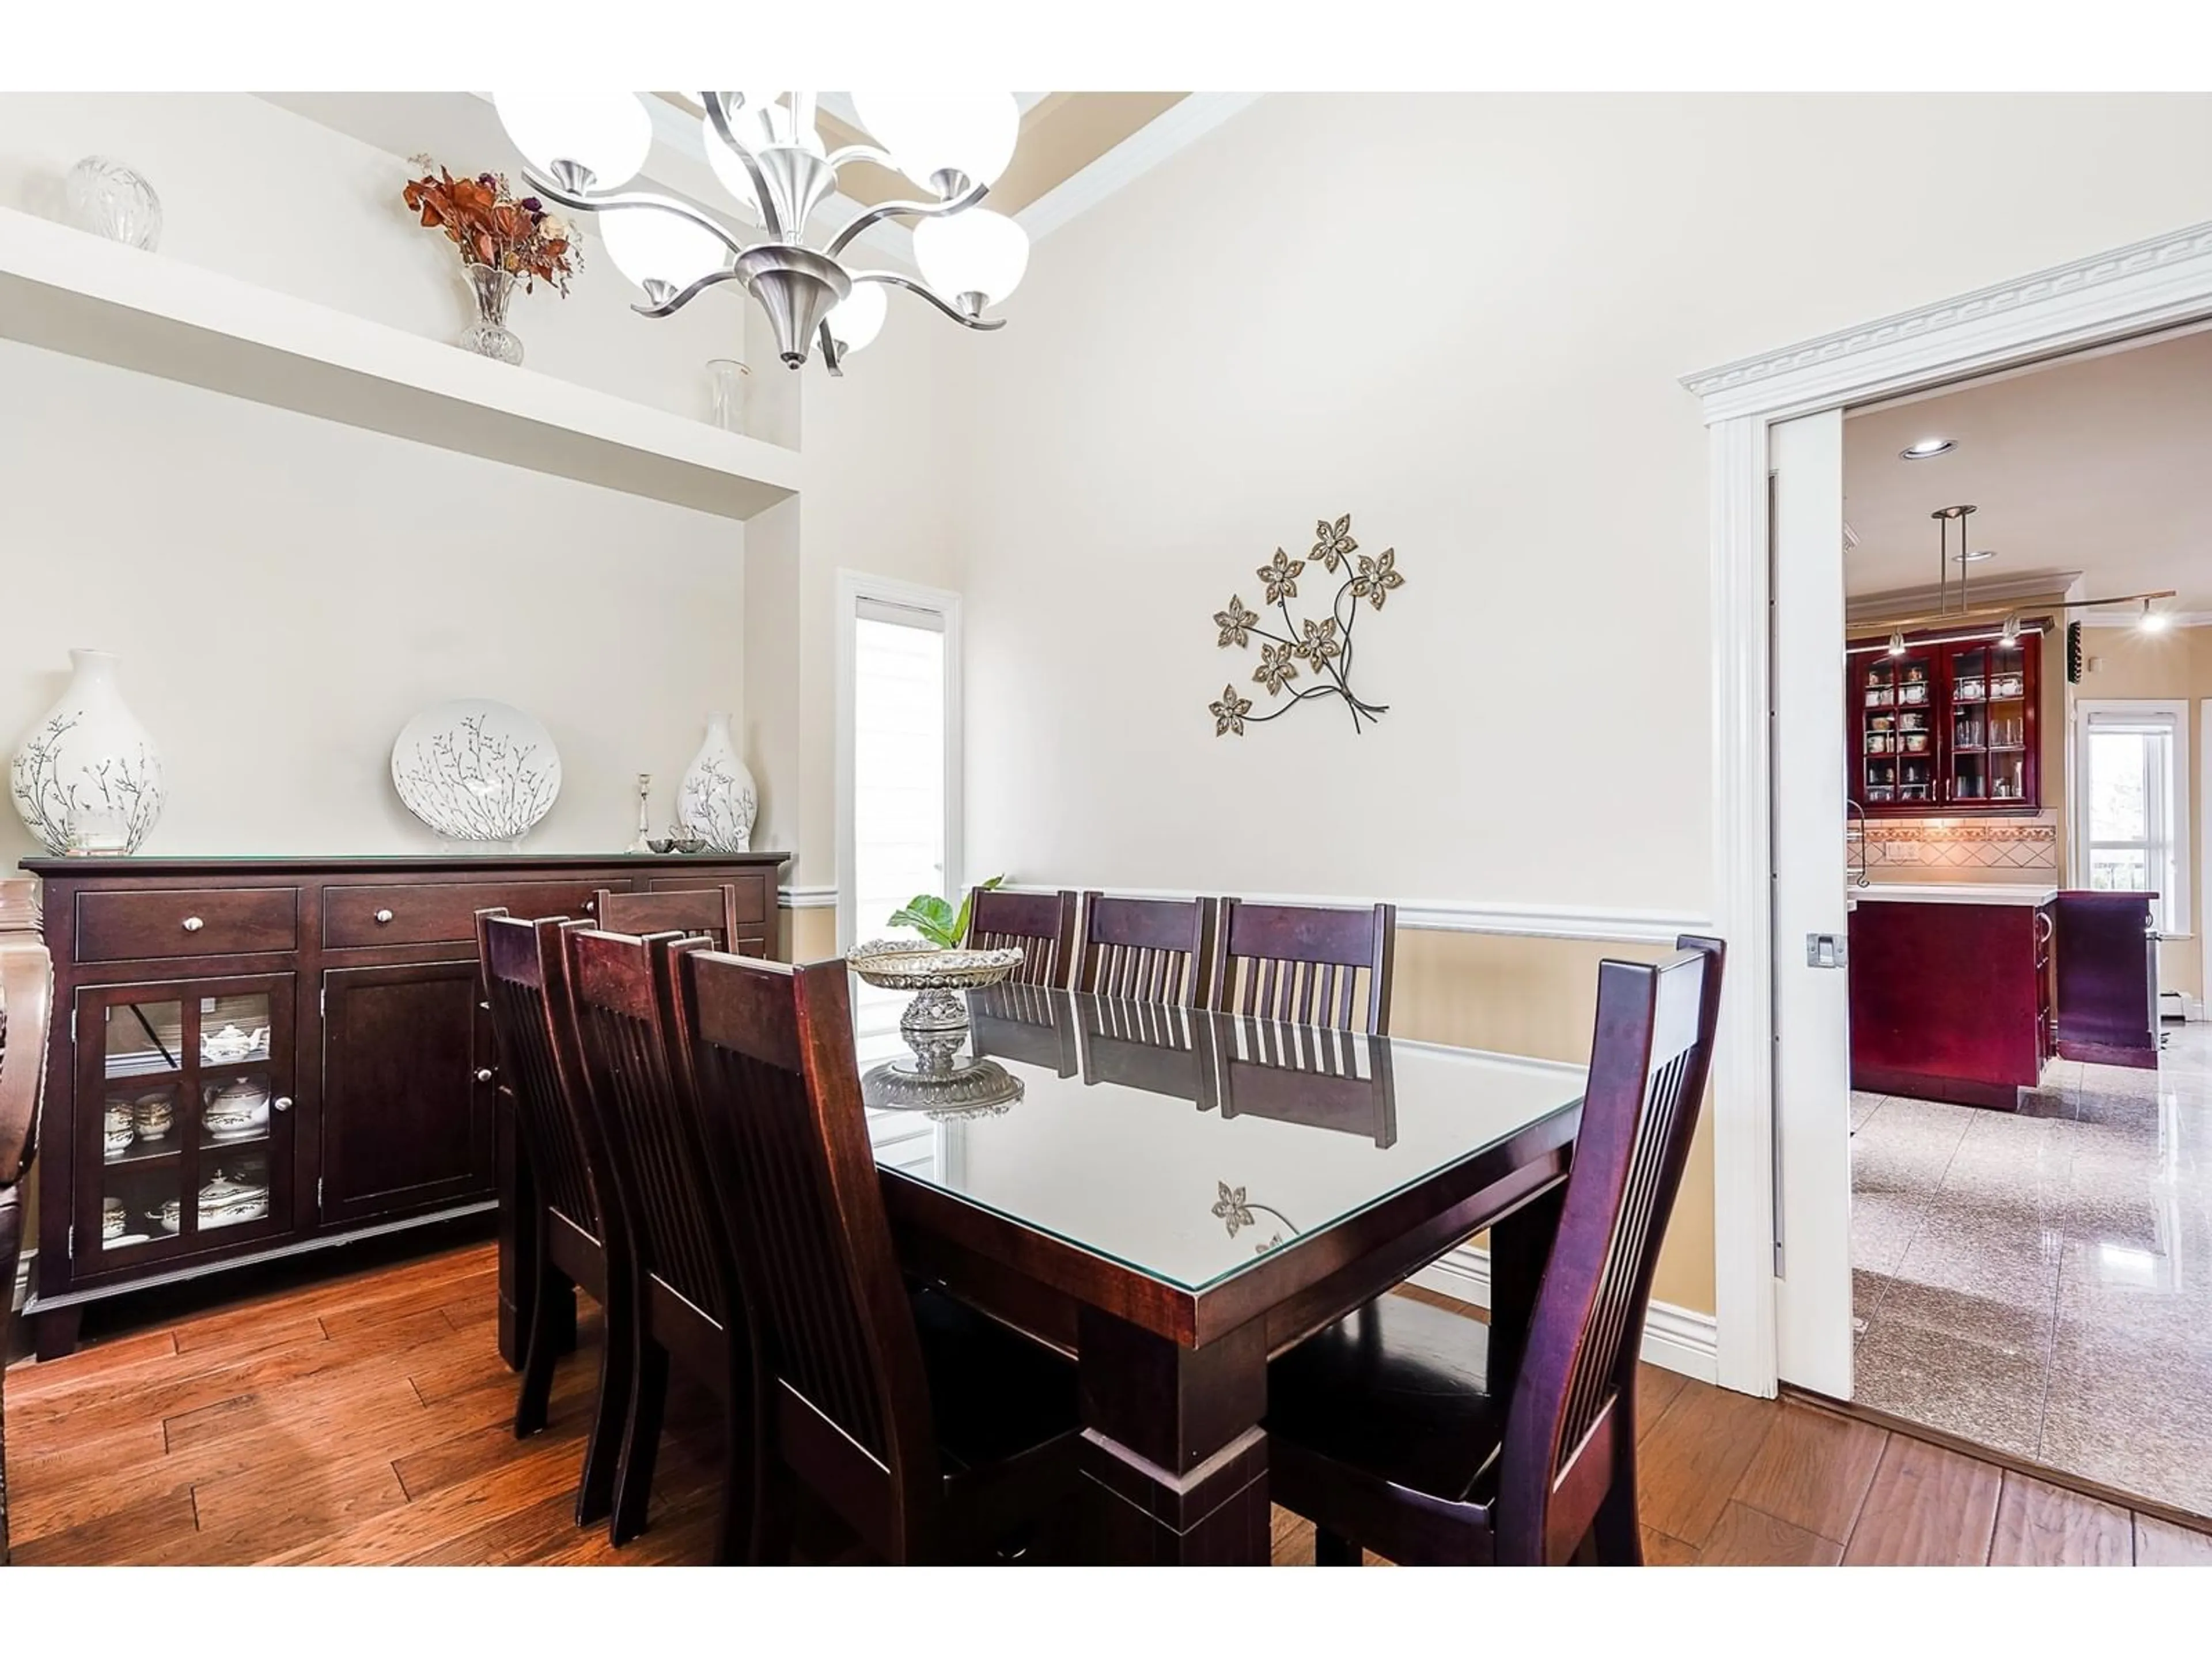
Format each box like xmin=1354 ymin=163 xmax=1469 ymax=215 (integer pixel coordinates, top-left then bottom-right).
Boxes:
xmin=1078 ymin=893 xmax=1217 ymax=1006
xmin=563 ymin=927 xmax=732 ymax=1325
xmin=475 ymin=910 xmax=602 ymax=1237
xmin=594 ymin=886 xmax=745 ymax=953
xmin=671 ymin=950 xmax=940 ymax=1554
xmin=964 ymin=888 xmax=1079 ymax=988
xmin=1209 ymin=900 xmax=1396 ymax=1034
xmin=1498 ymin=935 xmax=1725 ymax=1565
xmin=1218 ymin=1018 xmax=1396 ymax=1146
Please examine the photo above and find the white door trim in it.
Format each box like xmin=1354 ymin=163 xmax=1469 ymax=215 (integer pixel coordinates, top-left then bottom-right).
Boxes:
xmin=1684 ymin=217 xmax=2212 ymax=1398
xmin=2201 ymin=699 xmax=2211 ymax=1017
xmin=833 ymin=569 xmax=965 ymax=956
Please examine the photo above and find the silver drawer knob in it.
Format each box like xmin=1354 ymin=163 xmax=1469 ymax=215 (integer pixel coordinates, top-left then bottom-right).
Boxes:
xmin=272 ymin=1096 xmax=293 ymax=1113
xmin=181 ymin=916 xmax=204 ymax=933
xmin=374 ymin=908 xmax=395 ymax=924
xmin=475 ymin=1067 xmax=495 ymax=1083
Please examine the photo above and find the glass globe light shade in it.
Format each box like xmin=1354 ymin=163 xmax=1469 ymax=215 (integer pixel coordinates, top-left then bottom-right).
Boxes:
xmin=702 ymin=118 xmax=763 ymax=219
xmin=854 ymin=93 xmax=1020 ymax=191
xmin=599 ymin=207 xmax=726 ymax=294
xmin=494 ymin=92 xmax=653 ymax=189
xmin=826 ymin=281 xmax=888 ymax=354
xmin=914 ymin=209 xmax=1029 ymax=306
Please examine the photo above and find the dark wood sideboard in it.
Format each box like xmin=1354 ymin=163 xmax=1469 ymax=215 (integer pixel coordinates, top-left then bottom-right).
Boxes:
xmin=19 ymin=852 xmax=787 ymax=1359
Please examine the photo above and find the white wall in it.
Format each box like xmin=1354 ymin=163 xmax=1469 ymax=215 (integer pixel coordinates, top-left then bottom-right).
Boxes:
xmin=0 ymin=93 xmax=753 ymax=859
xmin=960 ymin=93 xmax=2212 ymax=914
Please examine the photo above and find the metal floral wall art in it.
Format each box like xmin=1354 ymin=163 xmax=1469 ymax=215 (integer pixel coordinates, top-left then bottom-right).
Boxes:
xmin=1208 ymin=512 xmax=1403 ymax=737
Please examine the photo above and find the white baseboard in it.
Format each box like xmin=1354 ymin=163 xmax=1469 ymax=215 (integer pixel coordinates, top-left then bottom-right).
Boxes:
xmin=1406 ymin=1243 xmax=1719 ymax=1385
xmin=10 ymin=1247 xmax=30 ymax=1315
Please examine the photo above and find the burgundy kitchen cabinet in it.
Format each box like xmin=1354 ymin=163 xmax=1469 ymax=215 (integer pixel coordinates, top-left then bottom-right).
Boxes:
xmin=2054 ymin=889 xmax=2160 ymax=1068
xmin=21 ymin=851 xmax=786 ymax=1358
xmin=1849 ymin=631 xmax=2041 ymax=816
xmin=1849 ymin=894 xmax=2055 ymax=1109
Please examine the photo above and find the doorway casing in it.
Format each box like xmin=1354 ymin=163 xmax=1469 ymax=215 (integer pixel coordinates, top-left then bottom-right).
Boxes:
xmin=1685 ymin=220 xmax=2212 ymax=1397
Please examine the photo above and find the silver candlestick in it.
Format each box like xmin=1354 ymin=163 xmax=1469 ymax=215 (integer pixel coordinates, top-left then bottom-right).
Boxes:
xmin=627 ymin=772 xmax=653 ymax=854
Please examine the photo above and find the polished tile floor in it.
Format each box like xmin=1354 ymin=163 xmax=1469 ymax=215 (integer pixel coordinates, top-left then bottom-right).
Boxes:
xmin=1851 ymin=1020 xmax=2212 ymax=1516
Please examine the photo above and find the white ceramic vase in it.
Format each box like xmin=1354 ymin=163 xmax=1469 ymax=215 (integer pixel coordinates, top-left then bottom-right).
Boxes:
xmin=676 ymin=713 xmax=757 ymax=853
xmin=10 ymin=649 xmax=165 ymax=854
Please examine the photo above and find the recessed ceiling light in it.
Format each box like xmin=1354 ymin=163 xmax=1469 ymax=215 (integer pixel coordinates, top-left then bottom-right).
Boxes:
xmin=1901 ymin=437 xmax=1956 ymax=460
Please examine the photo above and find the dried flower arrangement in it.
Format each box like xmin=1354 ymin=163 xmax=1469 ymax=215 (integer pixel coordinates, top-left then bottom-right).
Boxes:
xmin=1208 ymin=512 xmax=1404 ymax=737
xmin=402 ymin=155 xmax=579 ymax=293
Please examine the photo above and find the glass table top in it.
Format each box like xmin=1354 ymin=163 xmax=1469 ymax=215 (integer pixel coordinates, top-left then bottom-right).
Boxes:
xmin=854 ymin=979 xmax=1585 ymax=1294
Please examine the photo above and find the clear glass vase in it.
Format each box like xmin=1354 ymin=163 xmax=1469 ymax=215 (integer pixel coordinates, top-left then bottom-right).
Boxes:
xmin=64 ymin=156 xmax=162 ymax=251
xmin=706 ymin=358 xmax=751 ymax=433
xmin=459 ymin=263 xmax=525 ymax=365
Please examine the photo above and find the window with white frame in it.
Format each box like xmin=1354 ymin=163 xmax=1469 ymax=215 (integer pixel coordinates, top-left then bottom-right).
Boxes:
xmin=2077 ymin=701 xmax=2190 ymax=935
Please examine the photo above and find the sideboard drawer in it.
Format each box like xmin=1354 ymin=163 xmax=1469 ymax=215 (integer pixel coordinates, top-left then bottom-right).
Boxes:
xmin=77 ymin=886 xmax=300 ymax=962
xmin=646 ymin=871 xmax=771 ymax=924
xmin=324 ymin=880 xmax=603 ymax=949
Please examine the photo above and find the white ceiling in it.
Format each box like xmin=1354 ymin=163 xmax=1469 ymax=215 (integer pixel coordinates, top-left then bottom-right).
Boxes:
xmin=1843 ymin=326 xmax=2212 ymax=616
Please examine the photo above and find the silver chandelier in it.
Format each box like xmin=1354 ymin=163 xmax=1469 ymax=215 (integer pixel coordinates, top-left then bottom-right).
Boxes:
xmin=494 ymin=92 xmax=1030 ymax=375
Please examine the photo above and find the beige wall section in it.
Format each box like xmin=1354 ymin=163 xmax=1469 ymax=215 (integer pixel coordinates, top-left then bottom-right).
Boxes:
xmin=1391 ymin=929 xmax=1714 ymax=1316
xmin=782 ymin=904 xmax=838 ymax=964
xmin=2073 ymin=626 xmax=2212 ymax=1003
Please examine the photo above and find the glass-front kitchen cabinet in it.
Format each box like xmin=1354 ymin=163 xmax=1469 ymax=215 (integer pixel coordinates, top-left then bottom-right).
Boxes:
xmin=1851 ymin=631 xmax=2040 ymax=816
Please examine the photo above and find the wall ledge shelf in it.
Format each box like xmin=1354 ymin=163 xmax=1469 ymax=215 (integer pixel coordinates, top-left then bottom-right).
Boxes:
xmin=0 ymin=205 xmax=799 ymax=521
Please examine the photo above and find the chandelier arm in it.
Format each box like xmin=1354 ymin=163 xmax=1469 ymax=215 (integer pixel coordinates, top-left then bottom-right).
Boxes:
xmin=824 ymin=178 xmax=991 ymax=262
xmin=850 ymin=269 xmax=1008 ymax=332
xmin=823 ymin=142 xmax=897 ymax=172
xmin=819 ymin=320 xmax=845 ymax=377
xmin=630 ymin=266 xmax=752 ymax=320
xmin=700 ymin=91 xmax=786 ymax=240
xmin=520 ymin=168 xmax=754 ymax=263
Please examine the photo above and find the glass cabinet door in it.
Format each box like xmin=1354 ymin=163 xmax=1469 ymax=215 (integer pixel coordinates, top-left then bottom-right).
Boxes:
xmin=78 ymin=974 xmax=292 ymax=1274
xmin=1981 ymin=639 xmax=2032 ymax=804
xmin=1860 ymin=647 xmax=1938 ymax=808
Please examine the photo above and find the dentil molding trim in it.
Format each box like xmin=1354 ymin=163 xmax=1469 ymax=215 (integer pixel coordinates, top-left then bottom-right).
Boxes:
xmin=1683 ymin=219 xmax=2212 ymax=423
xmin=1407 ymin=1244 xmax=1719 ymax=1385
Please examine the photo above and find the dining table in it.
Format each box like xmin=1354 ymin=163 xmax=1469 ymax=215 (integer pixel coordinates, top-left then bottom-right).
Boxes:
xmin=857 ymin=980 xmax=1588 ymax=1566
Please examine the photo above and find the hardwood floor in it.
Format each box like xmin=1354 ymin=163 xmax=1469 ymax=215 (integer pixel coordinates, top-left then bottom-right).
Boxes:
xmin=8 ymin=1243 xmax=2212 ymax=1566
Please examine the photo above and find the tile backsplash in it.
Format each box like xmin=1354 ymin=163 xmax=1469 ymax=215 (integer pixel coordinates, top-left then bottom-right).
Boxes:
xmin=1857 ymin=816 xmax=2058 ymax=879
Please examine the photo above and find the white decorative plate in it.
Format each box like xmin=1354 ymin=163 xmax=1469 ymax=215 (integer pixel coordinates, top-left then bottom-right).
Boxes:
xmin=389 ymin=700 xmax=562 ymax=843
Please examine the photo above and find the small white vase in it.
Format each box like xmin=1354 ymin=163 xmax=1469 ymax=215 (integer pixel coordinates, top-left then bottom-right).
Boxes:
xmin=10 ymin=649 xmax=165 ymax=854
xmin=676 ymin=713 xmax=757 ymax=853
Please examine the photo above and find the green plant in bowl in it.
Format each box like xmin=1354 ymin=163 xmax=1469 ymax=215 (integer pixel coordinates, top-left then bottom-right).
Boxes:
xmin=887 ymin=875 xmax=1005 ymax=950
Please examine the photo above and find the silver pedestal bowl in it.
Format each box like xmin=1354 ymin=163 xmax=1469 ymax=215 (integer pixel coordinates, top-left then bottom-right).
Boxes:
xmin=844 ymin=940 xmax=1028 ymax=1118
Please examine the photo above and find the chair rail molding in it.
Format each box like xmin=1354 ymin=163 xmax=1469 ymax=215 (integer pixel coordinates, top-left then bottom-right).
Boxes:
xmin=991 ymin=885 xmax=1711 ymax=947
xmin=1684 ymin=215 xmax=2212 ymax=1402
xmin=778 ymin=885 xmax=838 ymax=910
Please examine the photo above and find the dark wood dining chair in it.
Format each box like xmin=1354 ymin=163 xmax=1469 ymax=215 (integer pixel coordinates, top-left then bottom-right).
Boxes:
xmin=1263 ymin=935 xmax=1725 ymax=1567
xmin=475 ymin=909 xmax=631 ymax=1531
xmin=1077 ymin=893 xmax=1217 ymax=1006
xmin=559 ymin=925 xmax=751 ymax=1562
xmin=594 ymin=885 xmax=754 ymax=954
xmin=1209 ymin=899 xmax=1396 ymax=1035
xmin=0 ymin=899 xmax=54 ymax=1568
xmin=667 ymin=949 xmax=1083 ymax=1564
xmin=963 ymin=887 xmax=1080 ymax=989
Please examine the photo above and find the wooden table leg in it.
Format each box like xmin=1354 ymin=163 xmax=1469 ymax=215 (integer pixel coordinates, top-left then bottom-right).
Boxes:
xmin=1485 ymin=1180 xmax=1566 ymax=1385
xmin=1075 ymin=1308 xmax=1271 ymax=1565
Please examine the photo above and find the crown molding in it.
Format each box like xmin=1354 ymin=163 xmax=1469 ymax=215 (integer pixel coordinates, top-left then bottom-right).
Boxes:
xmin=1017 ymin=93 xmax=1267 ymax=245
xmin=1846 ymin=570 xmax=2082 ymax=620
xmin=1684 ymin=220 xmax=2212 ymax=424
xmin=2078 ymin=609 xmax=2212 ymax=628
